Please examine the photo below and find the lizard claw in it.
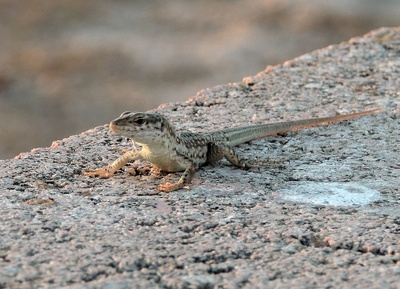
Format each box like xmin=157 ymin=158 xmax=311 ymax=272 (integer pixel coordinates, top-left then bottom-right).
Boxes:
xmin=83 ymin=168 xmax=114 ymax=178
xmin=158 ymin=182 xmax=184 ymax=193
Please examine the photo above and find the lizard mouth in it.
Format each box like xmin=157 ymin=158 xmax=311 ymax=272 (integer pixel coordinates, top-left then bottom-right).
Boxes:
xmin=109 ymin=122 xmax=118 ymax=132
xmin=109 ymin=122 xmax=128 ymax=134
xmin=109 ymin=122 xmax=135 ymax=138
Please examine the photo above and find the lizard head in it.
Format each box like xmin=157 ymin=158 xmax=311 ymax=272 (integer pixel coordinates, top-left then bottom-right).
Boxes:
xmin=109 ymin=111 xmax=175 ymax=144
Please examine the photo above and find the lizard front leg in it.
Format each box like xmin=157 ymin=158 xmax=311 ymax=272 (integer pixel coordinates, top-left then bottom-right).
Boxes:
xmin=158 ymin=164 xmax=197 ymax=193
xmin=211 ymin=143 xmax=282 ymax=169
xmin=84 ymin=150 xmax=142 ymax=178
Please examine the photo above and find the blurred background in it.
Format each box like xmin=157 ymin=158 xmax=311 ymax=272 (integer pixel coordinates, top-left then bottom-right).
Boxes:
xmin=0 ymin=0 xmax=398 ymax=159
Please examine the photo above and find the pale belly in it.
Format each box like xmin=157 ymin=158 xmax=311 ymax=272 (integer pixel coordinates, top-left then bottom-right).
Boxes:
xmin=139 ymin=144 xmax=206 ymax=172
xmin=141 ymin=149 xmax=186 ymax=172
xmin=150 ymin=157 xmax=186 ymax=172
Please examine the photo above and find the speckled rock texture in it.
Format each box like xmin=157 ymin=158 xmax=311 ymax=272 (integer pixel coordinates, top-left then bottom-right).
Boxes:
xmin=1 ymin=27 xmax=399 ymax=289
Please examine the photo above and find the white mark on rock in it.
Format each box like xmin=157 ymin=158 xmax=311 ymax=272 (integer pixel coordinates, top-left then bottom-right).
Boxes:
xmin=277 ymin=182 xmax=382 ymax=207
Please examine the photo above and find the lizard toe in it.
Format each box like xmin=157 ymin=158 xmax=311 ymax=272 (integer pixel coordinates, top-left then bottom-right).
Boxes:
xmin=83 ymin=168 xmax=114 ymax=178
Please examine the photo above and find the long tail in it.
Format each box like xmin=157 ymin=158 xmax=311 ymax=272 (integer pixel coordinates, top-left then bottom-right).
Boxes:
xmin=208 ymin=109 xmax=380 ymax=146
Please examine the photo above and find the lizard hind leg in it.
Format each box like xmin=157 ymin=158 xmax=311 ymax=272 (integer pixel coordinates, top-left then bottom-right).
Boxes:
xmin=213 ymin=143 xmax=282 ymax=169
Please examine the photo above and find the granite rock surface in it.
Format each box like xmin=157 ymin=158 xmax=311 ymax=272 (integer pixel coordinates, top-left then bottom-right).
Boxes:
xmin=0 ymin=27 xmax=399 ymax=289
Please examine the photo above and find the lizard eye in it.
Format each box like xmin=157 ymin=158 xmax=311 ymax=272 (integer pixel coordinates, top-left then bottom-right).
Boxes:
xmin=135 ymin=118 xmax=145 ymax=125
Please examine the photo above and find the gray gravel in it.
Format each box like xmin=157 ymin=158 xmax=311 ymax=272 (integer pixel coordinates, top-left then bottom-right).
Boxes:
xmin=1 ymin=27 xmax=399 ymax=289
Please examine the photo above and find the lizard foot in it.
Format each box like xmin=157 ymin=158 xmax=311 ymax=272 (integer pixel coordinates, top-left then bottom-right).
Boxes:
xmin=83 ymin=168 xmax=114 ymax=178
xmin=158 ymin=182 xmax=185 ymax=193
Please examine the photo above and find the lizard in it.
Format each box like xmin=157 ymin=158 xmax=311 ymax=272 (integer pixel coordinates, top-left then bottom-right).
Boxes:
xmin=83 ymin=109 xmax=380 ymax=192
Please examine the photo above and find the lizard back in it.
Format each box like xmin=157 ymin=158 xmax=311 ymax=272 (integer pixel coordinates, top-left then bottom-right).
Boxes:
xmin=204 ymin=109 xmax=380 ymax=146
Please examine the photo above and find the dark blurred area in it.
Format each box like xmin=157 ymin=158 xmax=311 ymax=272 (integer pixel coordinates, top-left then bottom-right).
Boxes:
xmin=0 ymin=0 xmax=398 ymax=159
